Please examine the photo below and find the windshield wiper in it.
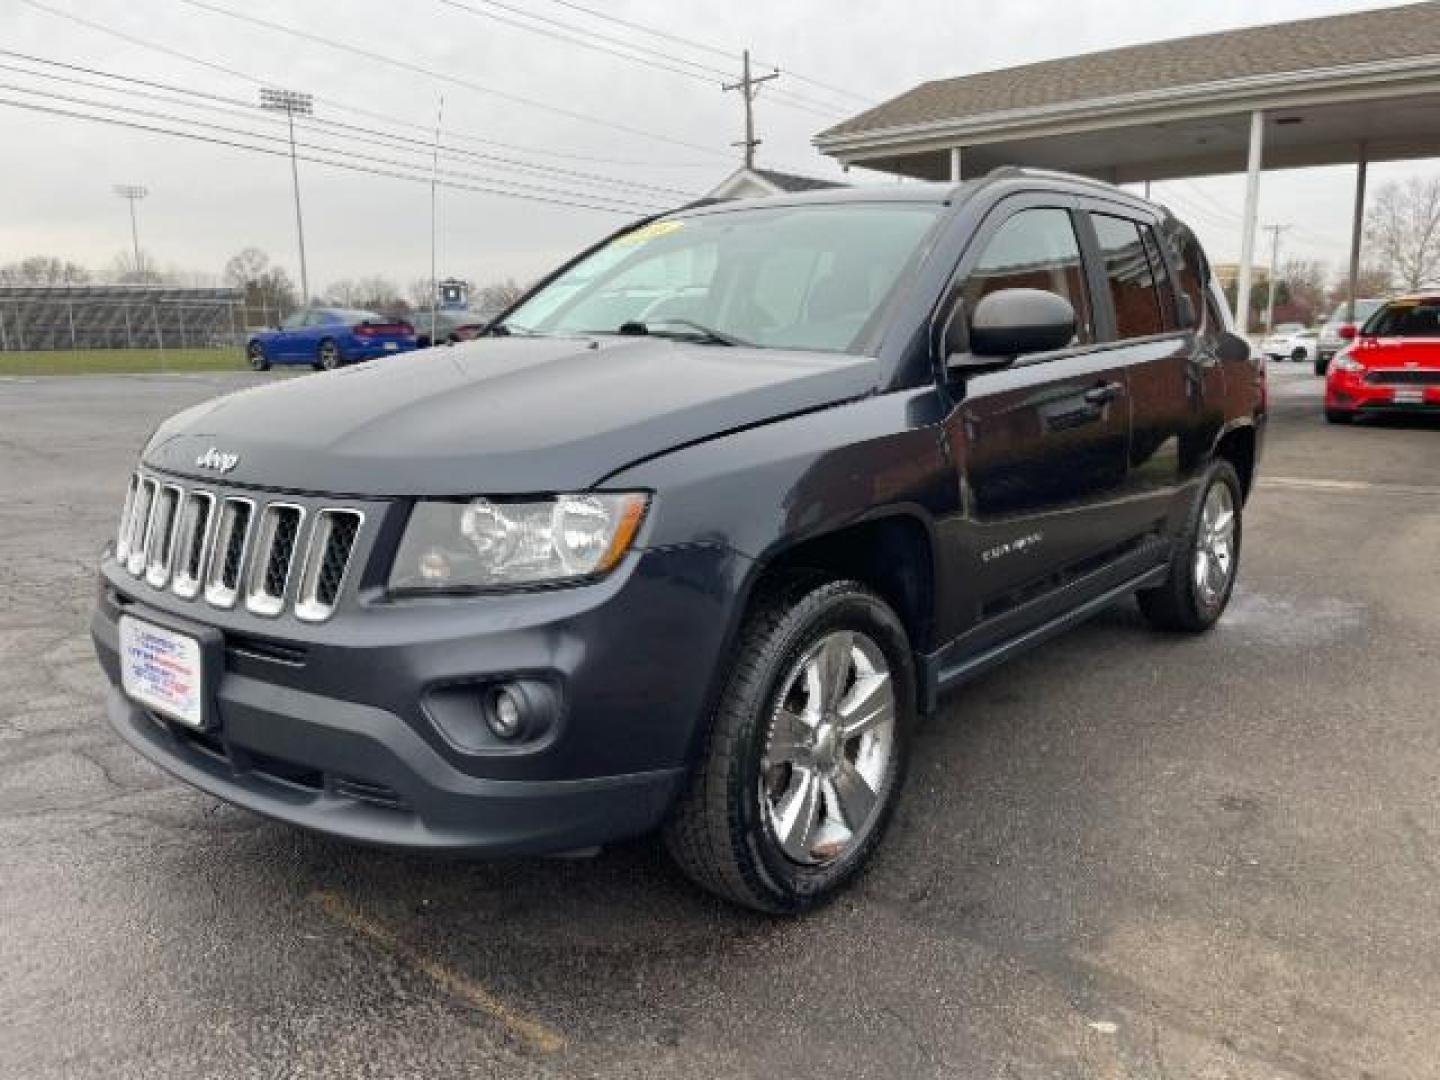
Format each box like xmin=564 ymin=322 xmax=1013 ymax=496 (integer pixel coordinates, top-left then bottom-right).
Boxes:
xmin=617 ymin=319 xmax=753 ymax=347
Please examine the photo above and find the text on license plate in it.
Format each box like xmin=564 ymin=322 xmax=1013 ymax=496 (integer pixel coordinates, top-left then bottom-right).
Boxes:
xmin=119 ymin=616 xmax=205 ymax=728
xmin=1393 ymin=388 xmax=1424 ymax=404
xmin=384 ymin=341 xmax=398 ymax=350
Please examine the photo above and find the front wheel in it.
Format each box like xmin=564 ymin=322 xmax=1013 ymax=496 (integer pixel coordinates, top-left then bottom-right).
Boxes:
xmin=317 ymin=338 xmax=342 ymax=371
xmin=664 ymin=578 xmax=914 ymax=913
xmin=1137 ymin=461 xmax=1243 ymax=633
xmin=246 ymin=341 xmax=271 ymax=371
xmin=1291 ymin=346 xmax=1307 ymax=363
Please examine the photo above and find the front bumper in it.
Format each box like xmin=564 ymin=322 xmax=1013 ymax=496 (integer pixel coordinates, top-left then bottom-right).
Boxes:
xmin=92 ymin=542 xmax=748 ymax=855
xmin=1325 ymin=373 xmax=1440 ymax=415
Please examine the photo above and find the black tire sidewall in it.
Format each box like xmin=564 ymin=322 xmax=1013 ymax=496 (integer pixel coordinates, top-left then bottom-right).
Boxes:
xmin=319 ymin=339 xmax=340 ymax=369
xmin=730 ymin=585 xmax=915 ymax=911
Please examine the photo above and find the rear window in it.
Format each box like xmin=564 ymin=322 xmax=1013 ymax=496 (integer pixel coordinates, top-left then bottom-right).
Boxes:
xmin=1363 ymin=300 xmax=1440 ymax=338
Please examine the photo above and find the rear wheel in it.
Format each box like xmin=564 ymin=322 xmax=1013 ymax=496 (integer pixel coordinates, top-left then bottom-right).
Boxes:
xmin=1314 ymin=355 xmax=1329 ymax=376
xmin=1291 ymin=346 xmax=1307 ymax=363
xmin=317 ymin=338 xmax=342 ymax=371
xmin=664 ymin=577 xmax=914 ymax=913
xmin=1138 ymin=461 xmax=1242 ymax=633
xmin=246 ymin=341 xmax=270 ymax=371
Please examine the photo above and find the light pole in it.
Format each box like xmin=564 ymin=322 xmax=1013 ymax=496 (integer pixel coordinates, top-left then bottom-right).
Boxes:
xmin=113 ymin=184 xmax=148 ymax=281
xmin=259 ymin=87 xmax=313 ymax=304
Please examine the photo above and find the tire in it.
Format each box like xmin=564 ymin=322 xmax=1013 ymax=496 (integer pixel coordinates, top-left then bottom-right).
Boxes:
xmin=1291 ymin=347 xmax=1307 ymax=363
xmin=664 ymin=577 xmax=915 ymax=913
xmin=1137 ymin=461 xmax=1243 ymax=634
xmin=1314 ymin=355 xmax=1329 ymax=376
xmin=317 ymin=338 xmax=342 ymax=371
xmin=246 ymin=341 xmax=271 ymax=372
xmin=1325 ymin=409 xmax=1353 ymax=424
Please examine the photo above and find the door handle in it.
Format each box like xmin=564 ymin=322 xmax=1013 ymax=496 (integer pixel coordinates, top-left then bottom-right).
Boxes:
xmin=1083 ymin=381 xmax=1123 ymax=405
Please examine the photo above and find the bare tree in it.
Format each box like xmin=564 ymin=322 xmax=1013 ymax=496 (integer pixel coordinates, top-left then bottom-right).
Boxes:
xmin=321 ymin=279 xmax=360 ymax=306
xmin=108 ymin=249 xmax=165 ymax=284
xmin=408 ymin=276 xmax=437 ymax=308
xmin=223 ymin=247 xmax=271 ymax=289
xmin=475 ymin=277 xmax=524 ymax=312
xmin=1275 ymin=258 xmax=1328 ymax=325
xmin=1365 ymin=176 xmax=1440 ymax=291
xmin=0 ymin=255 xmax=92 ymax=285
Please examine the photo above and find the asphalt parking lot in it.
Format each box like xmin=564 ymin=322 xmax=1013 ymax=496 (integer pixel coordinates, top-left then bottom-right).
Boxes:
xmin=2 ymin=365 xmax=1437 ymax=1079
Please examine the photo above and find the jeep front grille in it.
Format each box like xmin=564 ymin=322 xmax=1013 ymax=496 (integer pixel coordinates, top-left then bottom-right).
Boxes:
xmin=114 ymin=472 xmax=364 ymax=622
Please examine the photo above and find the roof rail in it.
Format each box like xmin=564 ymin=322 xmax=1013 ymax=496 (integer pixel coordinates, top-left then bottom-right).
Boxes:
xmin=984 ymin=165 xmax=1140 ymax=197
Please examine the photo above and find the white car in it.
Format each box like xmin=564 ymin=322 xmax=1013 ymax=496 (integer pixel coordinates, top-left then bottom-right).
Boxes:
xmin=1316 ymin=298 xmax=1383 ymax=374
xmin=1259 ymin=324 xmax=1319 ymax=362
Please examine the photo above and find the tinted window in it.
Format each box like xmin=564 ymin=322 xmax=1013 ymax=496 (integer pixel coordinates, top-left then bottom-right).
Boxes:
xmin=1363 ymin=300 xmax=1440 ymax=338
xmin=1092 ymin=213 xmax=1165 ymax=338
xmin=1138 ymin=224 xmax=1177 ymax=330
xmin=279 ymin=310 xmax=307 ymax=330
xmin=961 ymin=207 xmax=1093 ymax=345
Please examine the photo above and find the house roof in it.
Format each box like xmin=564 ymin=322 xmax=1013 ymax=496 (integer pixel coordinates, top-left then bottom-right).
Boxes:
xmin=818 ymin=2 xmax=1440 ymax=142
xmin=750 ymin=168 xmax=846 ymax=192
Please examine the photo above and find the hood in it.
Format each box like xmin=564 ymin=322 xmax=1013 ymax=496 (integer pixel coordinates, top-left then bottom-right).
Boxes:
xmin=1351 ymin=337 xmax=1440 ymax=369
xmin=143 ymin=336 xmax=880 ymax=496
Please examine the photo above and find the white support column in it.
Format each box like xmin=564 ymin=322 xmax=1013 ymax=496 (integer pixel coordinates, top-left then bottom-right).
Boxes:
xmin=949 ymin=146 xmax=963 ymax=183
xmin=1235 ymin=110 xmax=1265 ymax=334
xmin=1346 ymin=142 xmax=1369 ymax=322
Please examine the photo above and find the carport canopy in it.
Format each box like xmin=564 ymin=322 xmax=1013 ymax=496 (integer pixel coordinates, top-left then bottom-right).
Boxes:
xmin=814 ymin=2 xmax=1440 ymax=331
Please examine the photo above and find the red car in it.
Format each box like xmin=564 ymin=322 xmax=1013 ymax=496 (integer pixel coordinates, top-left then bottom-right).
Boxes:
xmin=1325 ymin=295 xmax=1440 ymax=423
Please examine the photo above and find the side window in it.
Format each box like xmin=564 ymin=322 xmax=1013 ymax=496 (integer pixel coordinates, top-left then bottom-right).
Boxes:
xmin=1165 ymin=225 xmax=1208 ymax=329
xmin=280 ymin=310 xmax=307 ymax=330
xmin=1091 ymin=213 xmax=1165 ymax=338
xmin=1138 ymin=224 xmax=1177 ymax=330
xmin=304 ymin=311 xmax=330 ymax=327
xmin=961 ymin=207 xmax=1093 ymax=345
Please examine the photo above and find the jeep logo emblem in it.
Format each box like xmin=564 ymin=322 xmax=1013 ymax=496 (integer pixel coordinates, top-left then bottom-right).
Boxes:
xmin=194 ymin=446 xmax=240 ymax=473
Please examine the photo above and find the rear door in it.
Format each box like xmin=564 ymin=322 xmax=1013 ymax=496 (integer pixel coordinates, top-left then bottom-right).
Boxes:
xmin=1077 ymin=203 xmax=1225 ymax=543
xmin=272 ymin=309 xmax=309 ymax=362
xmin=939 ymin=196 xmax=1135 ymax=636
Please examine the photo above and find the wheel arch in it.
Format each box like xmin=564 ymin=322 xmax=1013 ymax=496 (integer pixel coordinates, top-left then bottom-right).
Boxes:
xmin=1212 ymin=421 xmax=1258 ymax=502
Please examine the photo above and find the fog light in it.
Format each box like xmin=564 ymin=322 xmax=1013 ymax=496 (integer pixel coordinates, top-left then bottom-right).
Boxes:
xmin=487 ymin=686 xmax=525 ymax=740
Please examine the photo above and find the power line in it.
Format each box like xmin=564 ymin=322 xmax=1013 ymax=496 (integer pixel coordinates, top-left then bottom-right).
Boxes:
xmin=535 ymin=0 xmax=876 ymax=107
xmin=14 ymin=0 xmax=719 ymax=169
xmin=171 ymin=0 xmax=732 ymax=157
xmin=0 ymin=91 xmax=665 ymax=215
xmin=0 ymin=52 xmax=703 ymax=200
xmin=433 ymin=0 xmax=850 ymax=119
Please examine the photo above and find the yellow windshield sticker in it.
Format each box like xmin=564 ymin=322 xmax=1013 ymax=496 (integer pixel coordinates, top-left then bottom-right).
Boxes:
xmin=614 ymin=220 xmax=684 ymax=247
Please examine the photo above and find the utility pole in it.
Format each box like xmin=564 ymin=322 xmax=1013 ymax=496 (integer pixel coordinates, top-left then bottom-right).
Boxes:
xmin=722 ymin=50 xmax=779 ymax=170
xmin=429 ymin=94 xmax=445 ymax=347
xmin=113 ymin=184 xmax=148 ymax=281
xmin=1263 ymin=223 xmax=1290 ymax=334
xmin=259 ymin=87 xmax=313 ymax=304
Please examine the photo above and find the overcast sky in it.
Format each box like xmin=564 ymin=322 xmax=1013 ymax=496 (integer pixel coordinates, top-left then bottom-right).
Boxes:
xmin=1 ymin=0 xmax=1433 ymax=294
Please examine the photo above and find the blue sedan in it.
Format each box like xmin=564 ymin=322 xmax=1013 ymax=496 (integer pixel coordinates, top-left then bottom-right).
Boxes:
xmin=246 ymin=308 xmax=419 ymax=371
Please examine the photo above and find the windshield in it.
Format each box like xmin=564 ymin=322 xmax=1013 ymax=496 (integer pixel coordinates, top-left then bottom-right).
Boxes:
xmin=1362 ymin=299 xmax=1440 ymax=338
xmin=502 ymin=202 xmax=944 ymax=353
xmin=1329 ymin=299 xmax=1382 ymax=324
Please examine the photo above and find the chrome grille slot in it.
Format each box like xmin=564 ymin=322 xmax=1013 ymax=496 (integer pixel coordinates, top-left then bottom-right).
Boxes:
xmin=125 ymin=478 xmax=158 ymax=576
xmin=115 ymin=474 xmax=139 ymax=563
xmin=245 ymin=504 xmax=304 ymax=617
xmin=144 ymin=485 xmax=182 ymax=587
xmin=114 ymin=473 xmax=365 ymax=621
xmin=294 ymin=509 xmax=362 ymax=623
xmin=170 ymin=491 xmax=216 ymax=600
xmin=204 ymin=498 xmax=254 ymax=609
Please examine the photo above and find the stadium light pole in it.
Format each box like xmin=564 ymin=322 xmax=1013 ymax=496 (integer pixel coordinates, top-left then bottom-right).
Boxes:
xmin=259 ymin=87 xmax=313 ymax=304
xmin=113 ymin=184 xmax=148 ymax=281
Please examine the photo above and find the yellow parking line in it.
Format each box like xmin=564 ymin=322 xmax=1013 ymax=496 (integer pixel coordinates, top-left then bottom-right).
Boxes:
xmin=309 ymin=890 xmax=565 ymax=1055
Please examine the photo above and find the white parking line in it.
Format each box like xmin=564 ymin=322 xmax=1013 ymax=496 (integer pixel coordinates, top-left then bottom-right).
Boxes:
xmin=1262 ymin=476 xmax=1440 ymax=498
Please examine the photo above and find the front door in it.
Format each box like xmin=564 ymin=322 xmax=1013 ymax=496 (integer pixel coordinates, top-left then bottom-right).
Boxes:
xmin=938 ymin=201 xmax=1135 ymax=634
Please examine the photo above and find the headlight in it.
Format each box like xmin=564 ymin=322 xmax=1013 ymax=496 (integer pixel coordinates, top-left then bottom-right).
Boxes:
xmin=1333 ymin=353 xmax=1366 ymax=373
xmin=389 ymin=492 xmax=648 ymax=592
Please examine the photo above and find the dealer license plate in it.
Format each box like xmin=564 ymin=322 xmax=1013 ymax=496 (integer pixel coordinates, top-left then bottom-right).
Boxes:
xmin=383 ymin=341 xmax=398 ymax=350
xmin=1393 ymin=388 xmax=1424 ymax=404
xmin=119 ymin=616 xmax=206 ymax=728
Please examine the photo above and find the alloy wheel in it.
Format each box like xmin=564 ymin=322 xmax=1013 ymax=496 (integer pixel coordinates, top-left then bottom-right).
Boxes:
xmin=760 ymin=630 xmax=896 ymax=866
xmin=1193 ymin=481 xmax=1236 ymax=607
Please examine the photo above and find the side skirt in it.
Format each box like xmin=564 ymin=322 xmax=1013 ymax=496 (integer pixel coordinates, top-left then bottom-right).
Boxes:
xmin=917 ymin=563 xmax=1169 ymax=713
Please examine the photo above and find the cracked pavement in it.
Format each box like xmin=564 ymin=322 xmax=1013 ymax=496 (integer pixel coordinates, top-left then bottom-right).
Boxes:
xmin=1 ymin=367 xmax=1438 ymax=1079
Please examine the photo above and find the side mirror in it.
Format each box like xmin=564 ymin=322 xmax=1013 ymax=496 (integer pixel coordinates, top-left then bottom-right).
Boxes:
xmin=950 ymin=288 xmax=1076 ymax=369
xmin=1338 ymin=323 xmax=1358 ymax=340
